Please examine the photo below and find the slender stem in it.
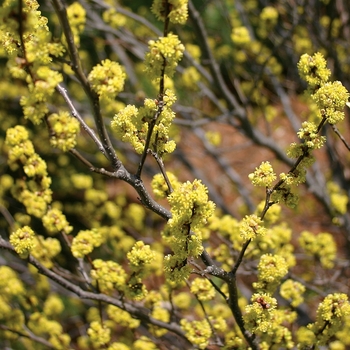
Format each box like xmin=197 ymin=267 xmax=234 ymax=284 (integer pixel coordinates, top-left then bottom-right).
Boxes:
xmin=149 ymin=150 xmax=173 ymax=193
xmin=0 ymin=325 xmax=55 ymax=349
xmin=229 ymin=239 xmax=252 ymax=276
xmin=0 ymin=204 xmax=15 ymax=231
xmin=332 ymin=124 xmax=350 ymax=151
xmin=51 ymin=0 xmax=122 ymax=171
xmin=226 ymin=277 xmax=258 ymax=350
xmin=136 ymin=102 xmax=165 ymax=178
xmin=56 ymin=84 xmax=107 ymax=156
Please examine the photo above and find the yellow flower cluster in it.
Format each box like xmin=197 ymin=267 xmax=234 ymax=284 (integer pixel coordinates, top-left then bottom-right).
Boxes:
xmin=231 ymin=26 xmax=251 ymax=46
xmin=47 ymin=111 xmax=80 ymax=151
xmin=90 ymin=259 xmax=127 ymax=293
xmin=298 ymin=52 xmax=331 ymax=88
xmin=248 ymin=161 xmax=277 ymax=187
xmin=111 ymin=89 xmax=177 ymax=155
xmin=163 ymin=179 xmax=215 ymax=282
xmin=298 ymin=53 xmax=349 ymax=124
xmin=31 ymin=235 xmax=62 ymax=268
xmin=150 ymin=305 xmax=170 ymax=336
xmin=43 ymin=294 xmax=65 ymax=317
xmin=66 ymin=2 xmax=86 ymax=47
xmin=71 ymin=229 xmax=104 ymax=258
xmin=243 ymin=293 xmax=277 ymax=333
xmin=28 ymin=312 xmax=71 ymax=349
xmin=327 ymin=181 xmax=349 ymax=215
xmin=107 ymin=305 xmax=140 ymax=329
xmin=313 ymin=81 xmax=350 ymax=124
xmin=133 ymin=336 xmax=158 ymax=350
xmin=190 ymin=277 xmax=215 ymax=301
xmin=151 ymin=171 xmax=181 ymax=198
xmin=0 ymin=267 xmax=25 ymax=337
xmin=20 ymin=67 xmax=63 ymax=124
xmin=6 ymin=126 xmax=53 ymax=217
xmin=10 ymin=226 xmax=36 ymax=259
xmin=250 ymin=222 xmax=296 ymax=266
xmin=296 ymin=121 xmax=326 ymax=150
xmin=127 ymin=241 xmax=156 ymax=272
xmin=144 ymin=33 xmax=185 ymax=79
xmin=253 ymin=254 xmax=289 ymax=293
xmin=42 ymin=208 xmax=73 ymax=235
xmin=280 ymin=279 xmax=306 ymax=307
xmin=298 ymin=231 xmax=337 ymax=268
xmin=88 ymin=59 xmax=126 ymax=99
xmin=151 ymin=0 xmax=189 ymax=24
xmin=307 ymin=294 xmax=350 ymax=346
xmin=87 ymin=321 xmax=111 ymax=348
xmin=102 ymin=8 xmax=127 ymax=28
xmin=239 ymin=214 xmax=267 ymax=241
xmin=1 ymin=0 xmax=66 ymax=124
xmin=180 ymin=319 xmax=212 ymax=349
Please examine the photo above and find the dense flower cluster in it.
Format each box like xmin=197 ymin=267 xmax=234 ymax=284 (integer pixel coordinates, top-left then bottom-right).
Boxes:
xmin=42 ymin=208 xmax=73 ymax=235
xmin=66 ymin=2 xmax=86 ymax=45
xmin=47 ymin=111 xmax=80 ymax=151
xmin=297 ymin=52 xmax=331 ymax=88
xmin=151 ymin=0 xmax=189 ymax=24
xmin=127 ymin=241 xmax=156 ymax=269
xmin=163 ymin=180 xmax=215 ymax=281
xmin=1 ymin=0 xmax=65 ymax=124
xmin=327 ymin=181 xmax=349 ymax=215
xmin=306 ymin=294 xmax=350 ymax=346
xmin=280 ymin=279 xmax=306 ymax=307
xmin=107 ymin=305 xmax=140 ymax=329
xmin=298 ymin=231 xmax=337 ymax=269
xmin=180 ymin=319 xmax=212 ymax=349
xmin=151 ymin=171 xmax=181 ymax=198
xmin=239 ymin=214 xmax=267 ymax=241
xmin=28 ymin=312 xmax=71 ymax=349
xmin=313 ymin=81 xmax=350 ymax=124
xmin=90 ymin=259 xmax=127 ymax=294
xmin=144 ymin=33 xmax=185 ymax=79
xmin=190 ymin=277 xmax=216 ymax=301
xmin=6 ymin=126 xmax=53 ymax=217
xmin=231 ymin=26 xmax=251 ymax=46
xmin=9 ymin=226 xmax=36 ymax=259
xmin=243 ymin=293 xmax=278 ymax=333
xmin=253 ymin=254 xmax=289 ymax=293
xmin=298 ymin=53 xmax=349 ymax=124
xmin=71 ymin=229 xmax=104 ymax=258
xmin=248 ymin=161 xmax=277 ymax=187
xmin=88 ymin=59 xmax=126 ymax=99
xmin=87 ymin=321 xmax=111 ymax=348
xmin=111 ymin=89 xmax=177 ymax=155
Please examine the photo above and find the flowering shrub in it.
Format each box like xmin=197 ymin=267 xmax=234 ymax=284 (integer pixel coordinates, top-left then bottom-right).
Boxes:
xmin=0 ymin=0 xmax=350 ymax=349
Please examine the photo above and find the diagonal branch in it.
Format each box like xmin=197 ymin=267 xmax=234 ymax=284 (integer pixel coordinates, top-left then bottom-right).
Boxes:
xmin=51 ymin=0 xmax=122 ymax=171
xmin=0 ymin=237 xmax=187 ymax=340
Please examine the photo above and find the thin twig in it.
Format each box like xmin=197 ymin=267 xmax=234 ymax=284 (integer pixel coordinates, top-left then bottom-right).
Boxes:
xmin=149 ymin=150 xmax=173 ymax=193
xmin=51 ymin=0 xmax=122 ymax=171
xmin=0 ymin=237 xmax=187 ymax=339
xmin=56 ymin=84 xmax=106 ymax=156
xmin=0 ymin=324 xmax=55 ymax=349
xmin=136 ymin=102 xmax=165 ymax=178
xmin=331 ymin=124 xmax=350 ymax=151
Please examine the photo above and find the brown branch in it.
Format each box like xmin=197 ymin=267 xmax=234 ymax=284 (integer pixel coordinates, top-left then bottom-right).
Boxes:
xmin=0 ymin=237 xmax=187 ymax=340
xmin=51 ymin=0 xmax=122 ymax=171
xmin=0 ymin=324 xmax=55 ymax=349
xmin=331 ymin=124 xmax=350 ymax=151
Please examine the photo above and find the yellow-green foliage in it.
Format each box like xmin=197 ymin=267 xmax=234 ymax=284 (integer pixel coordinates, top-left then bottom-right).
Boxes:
xmin=0 ymin=0 xmax=349 ymax=349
